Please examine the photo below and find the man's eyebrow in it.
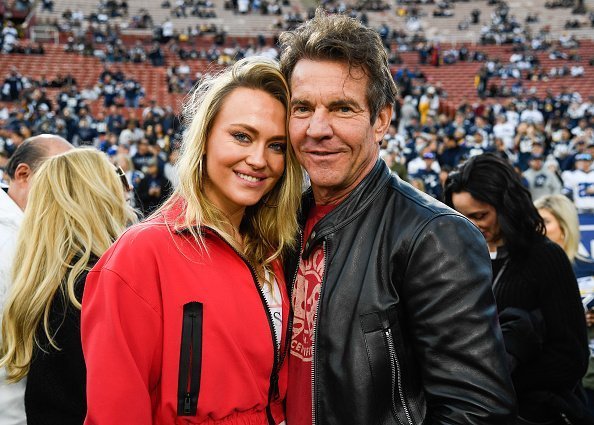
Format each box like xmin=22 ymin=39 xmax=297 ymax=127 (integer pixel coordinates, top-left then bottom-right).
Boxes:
xmin=327 ymin=99 xmax=362 ymax=110
xmin=290 ymin=98 xmax=363 ymax=109
xmin=290 ymin=98 xmax=311 ymax=107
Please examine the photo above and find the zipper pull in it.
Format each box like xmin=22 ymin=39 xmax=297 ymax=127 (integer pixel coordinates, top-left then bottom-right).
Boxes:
xmin=184 ymin=393 xmax=192 ymax=415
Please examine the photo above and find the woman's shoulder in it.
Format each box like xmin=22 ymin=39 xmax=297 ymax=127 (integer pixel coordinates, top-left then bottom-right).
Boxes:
xmin=513 ymin=237 xmax=571 ymax=275
xmin=529 ymin=236 xmax=567 ymax=259
xmin=95 ymin=217 xmax=174 ymax=272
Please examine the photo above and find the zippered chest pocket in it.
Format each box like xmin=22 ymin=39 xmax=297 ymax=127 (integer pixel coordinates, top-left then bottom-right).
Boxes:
xmin=177 ymin=302 xmax=203 ymax=416
xmin=360 ymin=306 xmax=415 ymax=425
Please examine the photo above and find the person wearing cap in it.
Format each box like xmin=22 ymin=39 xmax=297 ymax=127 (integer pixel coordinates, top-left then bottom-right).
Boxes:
xmin=407 ymin=142 xmax=441 ymax=175
xmin=411 ymin=151 xmax=442 ymax=199
xmin=523 ymin=153 xmax=563 ymax=200
xmin=562 ymin=153 xmax=594 ymax=212
xmin=418 ymin=86 xmax=439 ymax=125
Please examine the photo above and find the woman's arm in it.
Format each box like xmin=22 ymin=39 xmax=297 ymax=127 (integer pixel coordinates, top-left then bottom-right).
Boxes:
xmin=82 ymin=267 xmax=163 ymax=425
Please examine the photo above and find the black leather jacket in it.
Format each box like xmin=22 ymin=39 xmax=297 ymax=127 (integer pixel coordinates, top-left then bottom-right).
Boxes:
xmin=285 ymin=160 xmax=516 ymax=424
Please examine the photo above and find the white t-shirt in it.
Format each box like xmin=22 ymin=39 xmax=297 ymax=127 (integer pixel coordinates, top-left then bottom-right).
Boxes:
xmin=262 ymin=269 xmax=282 ymax=348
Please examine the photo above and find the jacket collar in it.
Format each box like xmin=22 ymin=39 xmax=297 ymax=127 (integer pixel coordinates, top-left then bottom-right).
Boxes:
xmin=300 ymin=159 xmax=391 ymax=257
xmin=0 ymin=187 xmax=24 ymax=228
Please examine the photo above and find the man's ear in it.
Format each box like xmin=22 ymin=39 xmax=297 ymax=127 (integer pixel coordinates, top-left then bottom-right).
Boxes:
xmin=373 ymin=104 xmax=393 ymax=144
xmin=13 ymin=163 xmax=32 ymax=184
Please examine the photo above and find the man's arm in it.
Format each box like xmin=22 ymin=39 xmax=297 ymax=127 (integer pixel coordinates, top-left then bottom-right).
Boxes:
xmin=401 ymin=213 xmax=516 ymax=424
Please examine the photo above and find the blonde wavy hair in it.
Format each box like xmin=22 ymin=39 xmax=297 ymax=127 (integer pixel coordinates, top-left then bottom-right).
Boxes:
xmin=160 ymin=56 xmax=302 ymax=278
xmin=534 ymin=194 xmax=580 ymax=262
xmin=0 ymin=148 xmax=137 ymax=382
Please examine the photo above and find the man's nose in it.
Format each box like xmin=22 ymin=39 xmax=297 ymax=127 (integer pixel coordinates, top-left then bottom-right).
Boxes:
xmin=306 ymin=108 xmax=332 ymax=139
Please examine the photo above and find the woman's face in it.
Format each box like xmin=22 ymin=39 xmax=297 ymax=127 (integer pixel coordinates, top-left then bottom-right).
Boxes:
xmin=451 ymin=191 xmax=503 ymax=252
xmin=538 ymin=208 xmax=565 ymax=248
xmin=204 ymin=87 xmax=287 ymax=219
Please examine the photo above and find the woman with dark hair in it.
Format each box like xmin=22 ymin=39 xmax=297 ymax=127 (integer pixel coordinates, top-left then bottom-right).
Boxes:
xmin=444 ymin=153 xmax=590 ymax=425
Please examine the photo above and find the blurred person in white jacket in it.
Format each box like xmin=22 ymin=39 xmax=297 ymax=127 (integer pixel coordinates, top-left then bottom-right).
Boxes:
xmin=0 ymin=135 xmax=71 ymax=425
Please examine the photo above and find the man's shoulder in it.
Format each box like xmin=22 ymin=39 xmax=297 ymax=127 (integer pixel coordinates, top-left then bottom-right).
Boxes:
xmin=384 ymin=174 xmax=459 ymax=220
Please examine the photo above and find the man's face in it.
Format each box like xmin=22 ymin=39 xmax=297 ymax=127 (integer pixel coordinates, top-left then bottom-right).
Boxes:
xmin=530 ymin=158 xmax=543 ymax=171
xmin=289 ymin=59 xmax=391 ymax=204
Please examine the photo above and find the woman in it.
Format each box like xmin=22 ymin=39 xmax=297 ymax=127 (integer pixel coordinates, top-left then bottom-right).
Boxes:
xmin=444 ymin=153 xmax=589 ymax=425
xmin=535 ymin=194 xmax=594 ymax=415
xmin=0 ymin=148 xmax=136 ymax=425
xmin=534 ymin=194 xmax=594 ymax=279
xmin=81 ymin=57 xmax=302 ymax=424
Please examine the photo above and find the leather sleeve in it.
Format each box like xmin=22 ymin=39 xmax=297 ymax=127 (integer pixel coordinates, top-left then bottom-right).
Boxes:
xmin=401 ymin=213 xmax=517 ymax=424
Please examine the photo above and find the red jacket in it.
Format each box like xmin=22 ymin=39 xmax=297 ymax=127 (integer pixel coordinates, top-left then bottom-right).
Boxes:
xmin=81 ymin=208 xmax=289 ymax=425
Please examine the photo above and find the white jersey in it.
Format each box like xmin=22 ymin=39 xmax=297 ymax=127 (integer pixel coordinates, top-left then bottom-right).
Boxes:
xmin=562 ymin=169 xmax=594 ymax=211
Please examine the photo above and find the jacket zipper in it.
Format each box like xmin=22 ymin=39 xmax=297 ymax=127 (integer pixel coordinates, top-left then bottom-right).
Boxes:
xmin=177 ymin=302 xmax=203 ymax=416
xmin=204 ymin=227 xmax=281 ymax=423
xmin=310 ymin=240 xmax=327 ymax=425
xmin=385 ymin=328 xmax=413 ymax=425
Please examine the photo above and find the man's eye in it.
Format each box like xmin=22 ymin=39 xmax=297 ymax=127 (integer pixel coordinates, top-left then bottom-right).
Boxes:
xmin=292 ymin=106 xmax=309 ymax=114
xmin=338 ymin=106 xmax=352 ymax=113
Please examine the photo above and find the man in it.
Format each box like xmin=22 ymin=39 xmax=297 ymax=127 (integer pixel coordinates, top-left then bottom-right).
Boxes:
xmin=411 ymin=152 xmax=442 ymax=199
xmin=523 ymin=153 xmax=562 ymax=200
xmin=492 ymin=113 xmax=515 ymax=151
xmin=279 ymin=10 xmax=516 ymax=424
xmin=0 ymin=134 xmax=72 ymax=425
xmin=562 ymin=153 xmax=594 ymax=213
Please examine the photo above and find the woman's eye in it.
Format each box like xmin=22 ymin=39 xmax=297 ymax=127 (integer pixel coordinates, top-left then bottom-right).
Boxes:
xmin=233 ymin=132 xmax=250 ymax=142
xmin=269 ymin=143 xmax=287 ymax=153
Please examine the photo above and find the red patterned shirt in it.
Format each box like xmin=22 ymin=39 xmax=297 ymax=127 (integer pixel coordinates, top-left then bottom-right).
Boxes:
xmin=286 ymin=203 xmax=336 ymax=425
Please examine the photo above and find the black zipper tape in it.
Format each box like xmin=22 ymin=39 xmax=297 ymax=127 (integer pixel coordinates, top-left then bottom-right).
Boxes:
xmin=177 ymin=302 xmax=203 ymax=416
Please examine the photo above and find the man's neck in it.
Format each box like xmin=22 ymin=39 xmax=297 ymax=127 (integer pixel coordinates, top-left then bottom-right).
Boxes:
xmin=6 ymin=185 xmax=25 ymax=211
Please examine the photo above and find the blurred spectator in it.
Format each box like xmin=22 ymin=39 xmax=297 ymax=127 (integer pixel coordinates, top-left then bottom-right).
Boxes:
xmin=411 ymin=151 xmax=442 ymax=198
xmin=2 ymin=68 xmax=24 ymax=101
xmin=523 ymin=153 xmax=563 ymax=200
xmin=135 ymin=155 xmax=172 ymax=217
xmin=562 ymin=153 xmax=594 ymax=212
xmin=2 ymin=21 xmax=18 ymax=53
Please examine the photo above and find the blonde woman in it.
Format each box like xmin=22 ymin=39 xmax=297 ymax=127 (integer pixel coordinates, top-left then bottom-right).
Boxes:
xmin=0 ymin=148 xmax=136 ymax=425
xmin=534 ymin=194 xmax=594 ymax=278
xmin=81 ymin=57 xmax=302 ymax=424
xmin=535 ymin=191 xmax=594 ymax=418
